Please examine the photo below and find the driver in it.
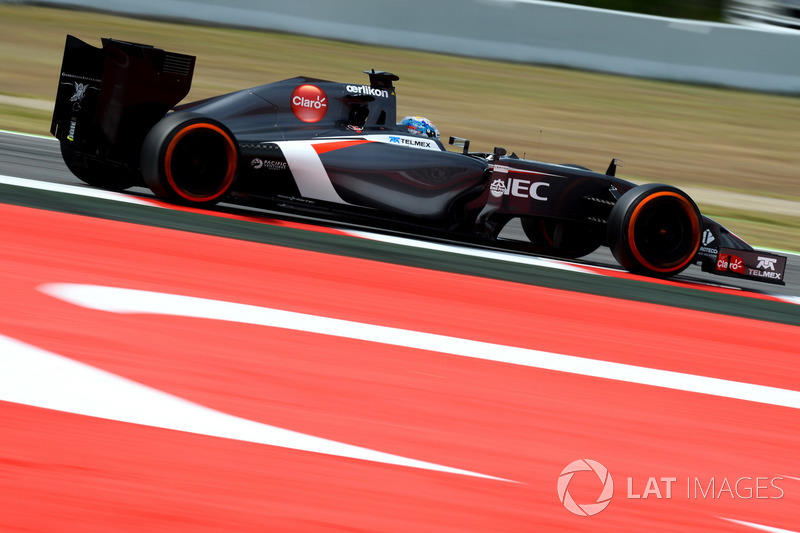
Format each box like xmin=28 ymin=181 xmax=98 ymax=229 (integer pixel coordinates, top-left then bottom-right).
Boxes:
xmin=401 ymin=116 xmax=440 ymax=138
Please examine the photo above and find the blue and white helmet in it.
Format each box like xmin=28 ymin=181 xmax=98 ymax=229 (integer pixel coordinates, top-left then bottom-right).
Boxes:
xmin=401 ymin=116 xmax=440 ymax=138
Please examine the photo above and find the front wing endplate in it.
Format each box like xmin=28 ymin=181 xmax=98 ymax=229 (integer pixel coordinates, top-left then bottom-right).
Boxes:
xmin=713 ymin=247 xmax=787 ymax=285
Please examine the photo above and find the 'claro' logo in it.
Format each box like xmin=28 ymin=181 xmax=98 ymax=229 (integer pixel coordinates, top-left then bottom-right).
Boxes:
xmin=291 ymin=84 xmax=328 ymax=123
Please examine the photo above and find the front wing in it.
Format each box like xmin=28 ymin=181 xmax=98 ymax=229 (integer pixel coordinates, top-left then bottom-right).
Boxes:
xmin=696 ymin=217 xmax=787 ymax=285
xmin=711 ymin=248 xmax=788 ymax=285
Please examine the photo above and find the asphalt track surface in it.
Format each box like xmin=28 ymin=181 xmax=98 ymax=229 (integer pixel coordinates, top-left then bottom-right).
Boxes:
xmin=1 ymin=130 xmax=800 ymax=532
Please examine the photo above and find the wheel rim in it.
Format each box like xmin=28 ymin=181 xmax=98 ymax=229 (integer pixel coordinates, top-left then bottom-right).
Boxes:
xmin=627 ymin=192 xmax=700 ymax=273
xmin=164 ymin=123 xmax=237 ymax=202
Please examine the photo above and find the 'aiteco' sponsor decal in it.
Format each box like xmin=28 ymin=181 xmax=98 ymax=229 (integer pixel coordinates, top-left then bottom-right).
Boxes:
xmin=346 ymin=84 xmax=390 ymax=98
xmin=699 ymin=228 xmax=718 ymax=256
xmin=291 ymin=84 xmax=328 ymax=123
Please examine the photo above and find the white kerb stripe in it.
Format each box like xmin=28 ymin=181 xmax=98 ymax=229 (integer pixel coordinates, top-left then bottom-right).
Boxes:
xmin=40 ymin=283 xmax=800 ymax=411
xmin=0 ymin=174 xmax=156 ymax=205
xmin=719 ymin=518 xmax=800 ymax=533
xmin=0 ymin=332 xmax=508 ymax=482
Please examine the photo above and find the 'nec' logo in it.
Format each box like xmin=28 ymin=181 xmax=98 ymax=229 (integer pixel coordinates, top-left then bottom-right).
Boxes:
xmin=495 ymin=178 xmax=549 ymax=201
xmin=756 ymin=257 xmax=777 ymax=270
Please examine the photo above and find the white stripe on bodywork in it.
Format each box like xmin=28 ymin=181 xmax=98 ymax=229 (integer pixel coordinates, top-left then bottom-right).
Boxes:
xmin=491 ymin=164 xmax=562 ymax=178
xmin=274 ymin=141 xmax=350 ymax=204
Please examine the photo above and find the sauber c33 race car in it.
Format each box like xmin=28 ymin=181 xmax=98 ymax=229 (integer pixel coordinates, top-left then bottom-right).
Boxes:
xmin=51 ymin=35 xmax=788 ymax=285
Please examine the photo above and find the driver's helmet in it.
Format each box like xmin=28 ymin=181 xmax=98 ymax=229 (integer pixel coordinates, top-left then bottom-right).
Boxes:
xmin=401 ymin=116 xmax=440 ymax=138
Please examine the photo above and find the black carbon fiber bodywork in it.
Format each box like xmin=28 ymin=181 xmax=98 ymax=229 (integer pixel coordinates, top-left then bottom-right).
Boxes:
xmin=51 ymin=35 xmax=788 ymax=285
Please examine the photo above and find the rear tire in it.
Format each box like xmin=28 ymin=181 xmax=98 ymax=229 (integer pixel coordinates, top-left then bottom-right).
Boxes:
xmin=141 ymin=113 xmax=238 ymax=205
xmin=521 ymin=217 xmax=602 ymax=259
xmin=607 ymin=184 xmax=701 ymax=277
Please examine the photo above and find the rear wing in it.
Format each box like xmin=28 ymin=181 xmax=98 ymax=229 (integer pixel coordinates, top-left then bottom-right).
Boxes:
xmin=51 ymin=35 xmax=195 ymax=166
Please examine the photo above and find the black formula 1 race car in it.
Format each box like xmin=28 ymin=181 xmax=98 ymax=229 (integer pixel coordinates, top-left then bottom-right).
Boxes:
xmin=51 ymin=35 xmax=787 ymax=285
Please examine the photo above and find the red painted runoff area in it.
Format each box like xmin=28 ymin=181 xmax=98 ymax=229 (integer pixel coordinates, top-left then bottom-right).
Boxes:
xmin=0 ymin=204 xmax=798 ymax=532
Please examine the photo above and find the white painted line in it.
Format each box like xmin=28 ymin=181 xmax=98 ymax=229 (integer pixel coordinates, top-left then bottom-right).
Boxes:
xmin=41 ymin=283 xmax=800 ymax=411
xmin=776 ymin=295 xmax=800 ymax=306
xmin=0 ymin=129 xmax=54 ymax=139
xmin=0 ymin=333 xmax=508 ymax=482
xmin=0 ymin=174 xmax=158 ymax=206
xmin=345 ymin=230 xmax=800 ymax=306
xmin=344 ymin=229 xmax=598 ymax=275
xmin=346 ymin=231 xmax=800 ymax=306
xmin=720 ymin=517 xmax=800 ymax=533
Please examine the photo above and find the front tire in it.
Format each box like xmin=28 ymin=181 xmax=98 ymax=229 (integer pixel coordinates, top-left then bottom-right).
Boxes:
xmin=607 ymin=183 xmax=701 ymax=277
xmin=141 ymin=113 xmax=238 ymax=206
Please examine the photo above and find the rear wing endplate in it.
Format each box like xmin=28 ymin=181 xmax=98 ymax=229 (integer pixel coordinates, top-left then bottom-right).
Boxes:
xmin=51 ymin=35 xmax=195 ymax=163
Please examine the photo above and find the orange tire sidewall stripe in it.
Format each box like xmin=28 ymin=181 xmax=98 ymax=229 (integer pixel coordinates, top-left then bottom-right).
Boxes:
xmin=164 ymin=123 xmax=237 ymax=202
xmin=627 ymin=191 xmax=701 ymax=273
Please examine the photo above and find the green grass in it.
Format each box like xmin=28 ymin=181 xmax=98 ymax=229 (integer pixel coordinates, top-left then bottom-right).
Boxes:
xmin=699 ymin=207 xmax=800 ymax=252
xmin=1 ymin=4 xmax=797 ymax=251
xmin=0 ymin=103 xmax=51 ymax=133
